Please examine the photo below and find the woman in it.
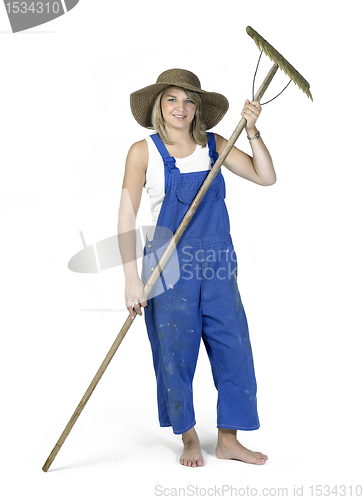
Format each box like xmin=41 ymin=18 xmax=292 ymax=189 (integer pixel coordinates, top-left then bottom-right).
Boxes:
xmin=118 ymin=69 xmax=275 ymax=468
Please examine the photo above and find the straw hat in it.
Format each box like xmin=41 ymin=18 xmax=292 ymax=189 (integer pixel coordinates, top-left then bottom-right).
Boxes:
xmin=130 ymin=68 xmax=229 ymax=130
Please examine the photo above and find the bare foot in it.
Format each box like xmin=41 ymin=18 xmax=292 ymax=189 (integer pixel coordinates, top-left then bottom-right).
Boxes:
xmin=180 ymin=427 xmax=204 ymax=467
xmin=216 ymin=428 xmax=268 ymax=465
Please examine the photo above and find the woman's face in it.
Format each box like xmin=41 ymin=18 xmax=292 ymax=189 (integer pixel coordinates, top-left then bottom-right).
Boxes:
xmin=160 ymin=86 xmax=196 ymax=132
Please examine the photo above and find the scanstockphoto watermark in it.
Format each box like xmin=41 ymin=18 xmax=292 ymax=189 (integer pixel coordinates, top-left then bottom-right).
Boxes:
xmin=180 ymin=245 xmax=237 ymax=281
xmin=182 ymin=246 xmax=237 ymax=264
xmin=67 ymin=190 xmax=240 ymax=308
xmin=155 ymin=484 xmax=289 ymax=497
xmin=3 ymin=0 xmax=79 ymax=33
xmin=155 ymin=484 xmax=364 ymax=497
xmin=68 ymin=223 xmax=238 ymax=302
xmin=68 ymin=225 xmax=181 ymax=301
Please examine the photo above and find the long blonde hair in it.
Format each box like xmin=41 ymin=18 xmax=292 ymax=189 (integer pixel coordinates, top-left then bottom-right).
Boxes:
xmin=151 ymin=87 xmax=207 ymax=146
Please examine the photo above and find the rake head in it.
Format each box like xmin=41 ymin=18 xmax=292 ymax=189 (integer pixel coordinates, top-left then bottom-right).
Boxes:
xmin=246 ymin=26 xmax=313 ymax=101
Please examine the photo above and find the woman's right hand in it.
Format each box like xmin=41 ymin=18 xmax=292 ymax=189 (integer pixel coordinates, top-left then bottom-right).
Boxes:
xmin=125 ymin=275 xmax=148 ymax=319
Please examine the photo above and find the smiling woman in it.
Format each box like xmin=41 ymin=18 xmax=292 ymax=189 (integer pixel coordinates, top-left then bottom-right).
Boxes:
xmin=152 ymin=87 xmax=206 ymax=145
xmin=118 ymin=68 xmax=275 ymax=468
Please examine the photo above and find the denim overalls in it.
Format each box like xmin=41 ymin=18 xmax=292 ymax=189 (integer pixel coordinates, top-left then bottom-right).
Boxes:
xmin=142 ymin=132 xmax=260 ymax=435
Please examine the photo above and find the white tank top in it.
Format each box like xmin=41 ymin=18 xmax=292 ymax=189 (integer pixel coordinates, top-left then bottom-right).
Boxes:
xmin=143 ymin=135 xmax=212 ymax=226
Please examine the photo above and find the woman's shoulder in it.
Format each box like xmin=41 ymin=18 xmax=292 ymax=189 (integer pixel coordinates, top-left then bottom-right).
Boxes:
xmin=124 ymin=139 xmax=149 ymax=184
xmin=127 ymin=138 xmax=149 ymax=166
xmin=128 ymin=138 xmax=148 ymax=156
xmin=213 ymin=133 xmax=228 ymax=155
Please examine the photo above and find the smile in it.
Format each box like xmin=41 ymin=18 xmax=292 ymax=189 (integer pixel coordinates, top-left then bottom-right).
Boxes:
xmin=173 ymin=115 xmax=187 ymax=120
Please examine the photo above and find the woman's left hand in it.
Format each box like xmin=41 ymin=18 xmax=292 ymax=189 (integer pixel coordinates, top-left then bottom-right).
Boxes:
xmin=241 ymin=99 xmax=261 ymax=131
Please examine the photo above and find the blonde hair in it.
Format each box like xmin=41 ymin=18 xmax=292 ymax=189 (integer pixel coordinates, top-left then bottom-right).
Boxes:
xmin=151 ymin=87 xmax=207 ymax=146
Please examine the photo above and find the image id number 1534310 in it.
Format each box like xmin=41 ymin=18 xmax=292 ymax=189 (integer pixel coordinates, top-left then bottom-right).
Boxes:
xmin=309 ymin=485 xmax=362 ymax=496
xmin=5 ymin=2 xmax=61 ymax=14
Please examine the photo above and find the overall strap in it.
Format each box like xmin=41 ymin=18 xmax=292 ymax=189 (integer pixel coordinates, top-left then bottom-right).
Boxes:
xmin=207 ymin=132 xmax=219 ymax=167
xmin=150 ymin=134 xmax=179 ymax=193
xmin=207 ymin=132 xmax=225 ymax=197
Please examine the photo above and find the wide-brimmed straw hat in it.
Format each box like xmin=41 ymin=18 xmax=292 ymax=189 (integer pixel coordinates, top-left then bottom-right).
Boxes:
xmin=130 ymin=68 xmax=229 ymax=130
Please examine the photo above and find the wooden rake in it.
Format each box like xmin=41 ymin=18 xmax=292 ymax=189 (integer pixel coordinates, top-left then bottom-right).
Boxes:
xmin=42 ymin=26 xmax=312 ymax=472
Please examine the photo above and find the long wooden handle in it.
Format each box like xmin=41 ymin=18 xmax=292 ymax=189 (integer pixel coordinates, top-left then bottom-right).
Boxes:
xmin=42 ymin=314 xmax=135 ymax=472
xmin=42 ymin=63 xmax=279 ymax=472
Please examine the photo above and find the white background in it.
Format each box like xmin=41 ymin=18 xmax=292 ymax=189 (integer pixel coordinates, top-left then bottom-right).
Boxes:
xmin=1 ymin=1 xmax=363 ymax=499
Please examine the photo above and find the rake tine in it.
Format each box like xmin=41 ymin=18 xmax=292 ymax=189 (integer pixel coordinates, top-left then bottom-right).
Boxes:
xmin=246 ymin=26 xmax=313 ymax=101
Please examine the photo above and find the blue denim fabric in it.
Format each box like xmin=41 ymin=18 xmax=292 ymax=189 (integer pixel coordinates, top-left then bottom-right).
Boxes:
xmin=142 ymin=133 xmax=260 ymax=434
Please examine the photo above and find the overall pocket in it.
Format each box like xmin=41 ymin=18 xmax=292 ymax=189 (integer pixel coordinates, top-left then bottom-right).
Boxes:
xmin=141 ymin=238 xmax=181 ymax=299
xmin=176 ymin=182 xmax=220 ymax=205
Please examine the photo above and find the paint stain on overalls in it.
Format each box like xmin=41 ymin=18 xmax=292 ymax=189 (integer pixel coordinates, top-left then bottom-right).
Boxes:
xmin=142 ymin=132 xmax=260 ymax=435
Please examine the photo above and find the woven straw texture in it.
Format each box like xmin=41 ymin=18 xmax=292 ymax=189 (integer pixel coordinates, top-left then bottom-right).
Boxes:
xmin=130 ymin=68 xmax=229 ymax=130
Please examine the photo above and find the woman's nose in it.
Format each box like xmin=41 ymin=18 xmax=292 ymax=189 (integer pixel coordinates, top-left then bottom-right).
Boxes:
xmin=176 ymin=101 xmax=185 ymax=111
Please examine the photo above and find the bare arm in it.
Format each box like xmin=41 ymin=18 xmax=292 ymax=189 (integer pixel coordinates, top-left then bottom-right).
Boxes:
xmin=117 ymin=139 xmax=148 ymax=318
xmin=215 ymin=100 xmax=276 ymax=186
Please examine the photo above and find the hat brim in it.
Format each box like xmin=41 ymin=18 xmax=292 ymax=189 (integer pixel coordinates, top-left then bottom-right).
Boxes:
xmin=130 ymin=82 xmax=229 ymax=131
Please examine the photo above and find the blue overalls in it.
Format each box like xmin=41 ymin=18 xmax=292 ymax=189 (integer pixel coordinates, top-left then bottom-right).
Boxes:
xmin=142 ymin=132 xmax=260 ymax=435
